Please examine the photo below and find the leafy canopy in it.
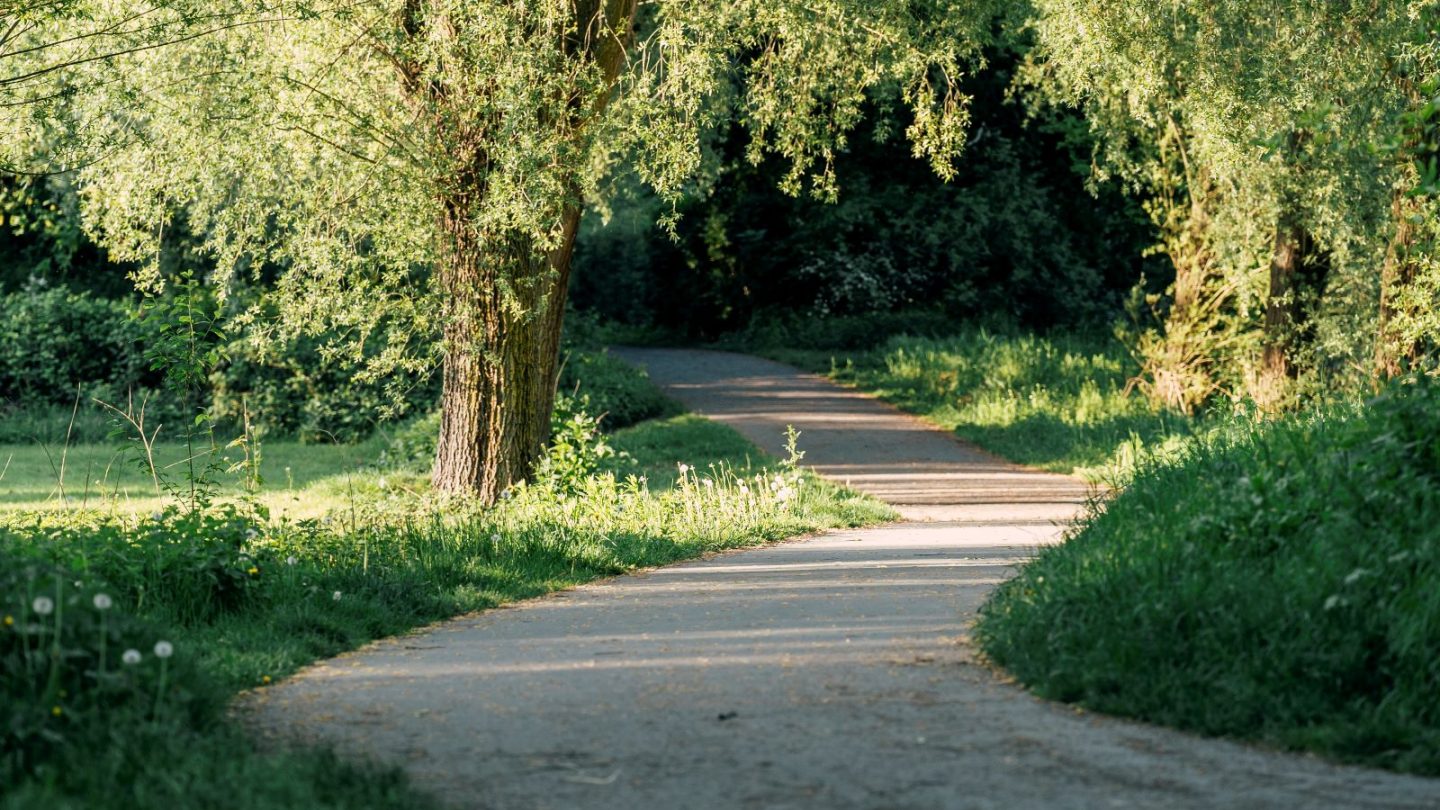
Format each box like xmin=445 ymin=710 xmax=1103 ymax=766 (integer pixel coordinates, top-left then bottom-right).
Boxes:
xmin=2 ymin=0 xmax=996 ymax=369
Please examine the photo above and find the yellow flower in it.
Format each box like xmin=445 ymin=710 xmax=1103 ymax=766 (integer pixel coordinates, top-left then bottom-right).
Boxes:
xmin=262 ymin=675 xmax=272 ymax=684
xmin=51 ymin=706 xmax=62 ymax=717
xmin=247 ymin=566 xmax=259 ymax=576
xmin=2 ymin=615 xmax=12 ymax=627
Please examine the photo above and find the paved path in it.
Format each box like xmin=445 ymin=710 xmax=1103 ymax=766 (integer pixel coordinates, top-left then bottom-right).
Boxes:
xmin=245 ymin=349 xmax=1440 ymax=809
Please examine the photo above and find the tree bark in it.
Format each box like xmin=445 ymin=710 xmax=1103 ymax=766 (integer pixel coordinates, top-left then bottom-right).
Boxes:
xmin=1254 ymin=204 xmax=1310 ymax=411
xmin=1375 ymin=192 xmax=1420 ymax=379
xmin=425 ymin=0 xmax=636 ymax=501
xmin=430 ymin=204 xmax=583 ymax=500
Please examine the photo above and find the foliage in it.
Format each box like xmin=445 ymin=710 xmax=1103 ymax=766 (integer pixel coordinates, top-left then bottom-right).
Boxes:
xmin=1020 ymin=0 xmax=1435 ymax=406
xmin=573 ymin=42 xmax=1155 ymax=339
xmin=978 ymin=375 xmax=1440 ymax=774
xmin=555 ymin=349 xmax=681 ymax=431
xmin=0 ymin=281 xmax=150 ymax=408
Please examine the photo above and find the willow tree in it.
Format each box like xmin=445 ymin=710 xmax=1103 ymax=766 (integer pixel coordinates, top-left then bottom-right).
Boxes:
xmin=1023 ymin=0 xmax=1428 ymax=408
xmin=2 ymin=1 xmax=995 ymax=500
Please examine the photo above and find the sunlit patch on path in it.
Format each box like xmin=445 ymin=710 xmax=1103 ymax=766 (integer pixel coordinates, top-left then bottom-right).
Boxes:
xmin=245 ymin=349 xmax=1440 ymax=809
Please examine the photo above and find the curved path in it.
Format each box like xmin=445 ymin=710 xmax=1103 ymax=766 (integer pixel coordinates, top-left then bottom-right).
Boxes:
xmin=246 ymin=349 xmax=1440 ymax=809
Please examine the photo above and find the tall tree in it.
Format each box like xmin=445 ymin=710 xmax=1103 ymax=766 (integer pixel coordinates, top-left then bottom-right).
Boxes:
xmin=2 ymin=1 xmax=996 ymax=501
xmin=1023 ymin=0 xmax=1428 ymax=408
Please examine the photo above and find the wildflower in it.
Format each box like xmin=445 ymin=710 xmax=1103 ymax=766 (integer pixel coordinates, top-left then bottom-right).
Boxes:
xmin=247 ymin=566 xmax=259 ymax=576
xmin=377 ymin=476 xmax=388 ymax=490
xmin=262 ymin=675 xmax=272 ymax=685
xmin=332 ymin=591 xmax=343 ymax=601
xmin=776 ymin=486 xmax=796 ymax=503
xmin=489 ymin=534 xmax=500 ymax=544
xmin=2 ymin=615 xmax=12 ymax=627
xmin=245 ymin=528 xmax=258 ymax=541
xmin=32 ymin=597 xmax=54 ymax=616
xmin=703 ymin=479 xmax=714 ymax=489
xmin=51 ymin=706 xmax=62 ymax=717
xmin=500 ymin=489 xmax=512 ymax=500
xmin=93 ymin=593 xmax=113 ymax=611
xmin=122 ymin=649 xmax=142 ymax=665
xmin=286 ymin=556 xmax=298 ymax=566
xmin=151 ymin=510 xmax=163 ymax=521
xmin=678 ymin=463 xmax=690 ymax=475
xmin=154 ymin=640 xmax=174 ymax=659
xmin=739 ymin=485 xmax=750 ymax=495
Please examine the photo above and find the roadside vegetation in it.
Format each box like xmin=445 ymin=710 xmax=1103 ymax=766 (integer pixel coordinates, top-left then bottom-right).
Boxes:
xmin=977 ymin=375 xmax=1440 ymax=776
xmin=760 ymin=326 xmax=1198 ymax=483
xmin=2 ymin=356 xmax=890 ymax=809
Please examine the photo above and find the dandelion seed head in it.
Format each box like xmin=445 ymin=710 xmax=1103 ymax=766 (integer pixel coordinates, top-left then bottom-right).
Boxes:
xmin=93 ymin=593 xmax=113 ymax=611
xmin=245 ymin=528 xmax=258 ymax=541
xmin=153 ymin=640 xmax=174 ymax=659
xmin=31 ymin=597 xmax=53 ymax=616
xmin=122 ymin=649 xmax=142 ymax=665
xmin=286 ymin=556 xmax=298 ymax=566
xmin=332 ymin=591 xmax=343 ymax=601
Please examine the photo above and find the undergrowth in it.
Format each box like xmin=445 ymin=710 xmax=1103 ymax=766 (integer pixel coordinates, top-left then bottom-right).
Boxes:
xmin=977 ymin=375 xmax=1440 ymax=775
xmin=763 ymin=328 xmax=1197 ymax=482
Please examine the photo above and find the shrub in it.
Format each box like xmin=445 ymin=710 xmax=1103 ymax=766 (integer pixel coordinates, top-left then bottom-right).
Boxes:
xmin=556 ymin=349 xmax=680 ymax=430
xmin=0 ymin=282 xmax=150 ymax=407
xmin=977 ymin=375 xmax=1440 ymax=774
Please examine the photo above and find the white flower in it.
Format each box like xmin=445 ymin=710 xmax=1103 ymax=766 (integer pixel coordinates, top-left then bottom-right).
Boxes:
xmin=93 ymin=593 xmax=113 ymax=611
xmin=122 ymin=649 xmax=142 ymax=665
xmin=151 ymin=510 xmax=164 ymax=522
xmin=153 ymin=640 xmax=174 ymax=659
xmin=377 ymin=477 xmax=388 ymax=490
xmin=739 ymin=485 xmax=750 ymax=495
xmin=286 ymin=556 xmax=298 ymax=566
xmin=702 ymin=478 xmax=714 ymax=489
xmin=500 ymin=489 xmax=512 ymax=500
xmin=776 ymin=486 xmax=796 ymax=503
xmin=489 ymin=534 xmax=500 ymax=544
xmin=31 ymin=597 xmax=54 ymax=616
xmin=677 ymin=463 xmax=690 ymax=474
xmin=332 ymin=591 xmax=343 ymax=601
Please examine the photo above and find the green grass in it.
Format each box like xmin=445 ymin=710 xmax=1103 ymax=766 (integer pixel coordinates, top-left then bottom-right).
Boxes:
xmin=0 ymin=438 xmax=392 ymax=518
xmin=3 ymin=409 xmax=892 ymax=809
xmin=764 ymin=329 xmax=1197 ymax=482
xmin=976 ymin=376 xmax=1440 ymax=775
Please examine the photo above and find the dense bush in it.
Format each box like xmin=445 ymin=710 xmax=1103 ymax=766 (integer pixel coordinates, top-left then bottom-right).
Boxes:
xmin=977 ymin=375 xmax=1440 ymax=774
xmin=0 ymin=282 xmax=150 ymax=407
xmin=210 ymin=334 xmax=439 ymax=444
xmin=556 ymin=349 xmax=681 ymax=430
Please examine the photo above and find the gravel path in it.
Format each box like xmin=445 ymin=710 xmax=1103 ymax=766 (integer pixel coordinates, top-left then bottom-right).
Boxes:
xmin=244 ymin=348 xmax=1440 ymax=809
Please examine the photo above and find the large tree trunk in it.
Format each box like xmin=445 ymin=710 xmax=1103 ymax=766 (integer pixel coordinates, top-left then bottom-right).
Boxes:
xmin=1375 ymin=192 xmax=1420 ymax=379
xmin=423 ymin=0 xmax=635 ymax=501
xmin=1256 ymin=209 xmax=1307 ymax=410
xmin=430 ymin=203 xmax=583 ymax=500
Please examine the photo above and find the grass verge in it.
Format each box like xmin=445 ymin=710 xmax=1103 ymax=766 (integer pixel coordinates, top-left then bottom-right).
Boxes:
xmin=976 ymin=377 xmax=1440 ymax=775
xmin=4 ymin=405 xmax=891 ymax=808
xmin=761 ymin=328 xmax=1197 ymax=482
